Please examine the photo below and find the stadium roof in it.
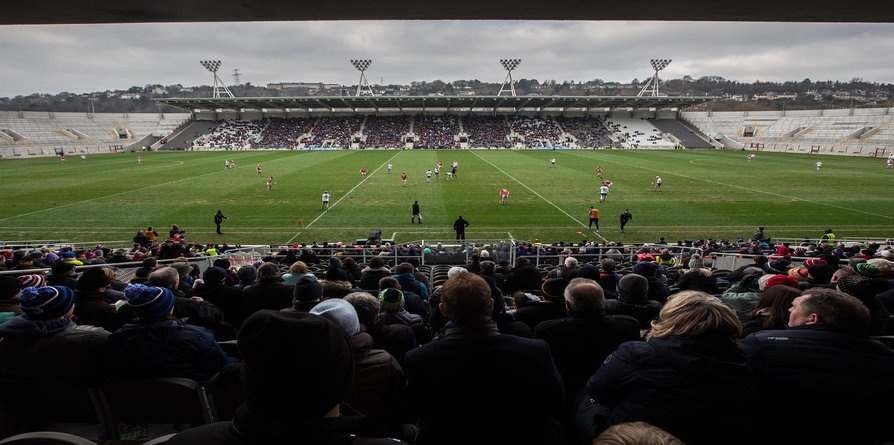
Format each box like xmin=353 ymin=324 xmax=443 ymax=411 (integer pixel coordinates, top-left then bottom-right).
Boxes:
xmin=3 ymin=0 xmax=893 ymax=25
xmin=155 ymin=95 xmax=716 ymax=113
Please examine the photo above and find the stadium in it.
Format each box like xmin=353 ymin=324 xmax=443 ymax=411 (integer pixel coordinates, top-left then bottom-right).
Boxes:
xmin=1 ymin=3 xmax=894 ymax=445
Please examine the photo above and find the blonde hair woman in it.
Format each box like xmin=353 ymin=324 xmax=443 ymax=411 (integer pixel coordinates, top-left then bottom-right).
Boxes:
xmin=584 ymin=291 xmax=750 ymax=445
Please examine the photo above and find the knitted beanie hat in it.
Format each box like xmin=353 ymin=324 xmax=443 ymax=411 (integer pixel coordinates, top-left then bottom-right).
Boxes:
xmin=764 ymin=259 xmax=791 ymax=274
xmin=50 ymin=260 xmax=75 ymax=276
xmin=309 ymin=298 xmax=360 ymax=336
xmin=124 ymin=283 xmax=175 ymax=322
xmin=688 ymin=254 xmax=704 ymax=269
xmin=806 ymin=264 xmax=835 ymax=284
xmin=765 ymin=274 xmax=801 ymax=290
xmin=866 ymin=258 xmax=894 ymax=277
xmin=617 ymin=273 xmax=649 ymax=304
xmin=17 ymin=274 xmax=47 ymax=289
xmin=379 ymin=288 xmax=405 ymax=312
xmin=855 ymin=262 xmax=881 ymax=278
xmin=787 ymin=267 xmax=810 ymax=281
xmin=20 ymin=285 xmax=75 ymax=320
xmin=293 ymin=275 xmax=324 ymax=302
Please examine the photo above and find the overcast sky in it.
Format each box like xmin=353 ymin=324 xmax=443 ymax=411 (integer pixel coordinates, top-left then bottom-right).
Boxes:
xmin=1 ymin=20 xmax=892 ymax=97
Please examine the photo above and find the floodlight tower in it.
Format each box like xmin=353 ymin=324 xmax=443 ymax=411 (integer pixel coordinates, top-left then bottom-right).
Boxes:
xmin=200 ymin=60 xmax=235 ymax=98
xmin=351 ymin=59 xmax=375 ymax=96
xmin=637 ymin=58 xmax=672 ymax=97
xmin=498 ymin=58 xmax=522 ymax=96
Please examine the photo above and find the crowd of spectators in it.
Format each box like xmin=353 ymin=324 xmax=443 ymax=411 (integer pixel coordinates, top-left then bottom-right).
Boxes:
xmin=2 ymin=233 xmax=893 ymax=444
xmin=412 ymin=115 xmax=459 ymax=149
xmin=361 ymin=116 xmax=410 ymax=148
xmin=256 ymin=117 xmax=316 ymax=148
xmin=306 ymin=116 xmax=364 ymax=148
xmin=191 ymin=115 xmax=672 ymax=150
xmin=200 ymin=120 xmax=264 ymax=150
xmin=555 ymin=115 xmax=614 ymax=148
xmin=509 ymin=116 xmax=565 ymax=147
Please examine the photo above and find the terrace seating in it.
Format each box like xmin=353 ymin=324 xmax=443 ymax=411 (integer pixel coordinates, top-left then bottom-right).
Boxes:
xmin=0 ymin=378 xmax=107 ymax=441
xmin=98 ymin=377 xmax=217 ymax=440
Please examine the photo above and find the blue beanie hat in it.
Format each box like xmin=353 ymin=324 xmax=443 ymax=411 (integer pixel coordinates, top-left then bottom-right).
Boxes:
xmin=124 ymin=283 xmax=175 ymax=321
xmin=20 ymin=285 xmax=75 ymax=320
xmin=309 ymin=298 xmax=360 ymax=336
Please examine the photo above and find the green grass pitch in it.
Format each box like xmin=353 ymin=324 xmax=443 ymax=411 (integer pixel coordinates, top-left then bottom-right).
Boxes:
xmin=0 ymin=149 xmax=891 ymax=247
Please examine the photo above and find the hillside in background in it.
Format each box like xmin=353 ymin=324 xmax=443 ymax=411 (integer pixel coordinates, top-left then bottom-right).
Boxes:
xmin=1 ymin=76 xmax=891 ymax=114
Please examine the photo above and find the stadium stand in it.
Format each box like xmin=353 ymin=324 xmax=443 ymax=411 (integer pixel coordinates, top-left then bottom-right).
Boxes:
xmin=6 ymin=108 xmax=894 ymax=155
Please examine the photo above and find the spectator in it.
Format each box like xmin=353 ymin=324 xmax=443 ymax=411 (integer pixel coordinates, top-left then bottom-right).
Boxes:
xmin=533 ymin=277 xmax=641 ymax=442
xmin=47 ymin=260 xmax=79 ymax=289
xmin=738 ymin=284 xmax=802 ymax=337
xmin=404 ymin=272 xmax=566 ymax=445
xmin=164 ymin=310 xmax=408 ymax=445
xmin=151 ymin=266 xmax=235 ymax=340
xmin=604 ymin=273 xmax=662 ymax=331
xmin=345 ymin=290 xmax=417 ymax=369
xmin=513 ymin=277 xmax=570 ymax=332
xmin=360 ymin=256 xmax=392 ymax=291
xmin=593 ymin=421 xmax=685 ymax=445
xmin=0 ymin=285 xmax=109 ymax=380
xmin=342 ymin=256 xmax=363 ymax=284
xmin=73 ymin=266 xmax=126 ymax=332
xmin=392 ymin=262 xmax=429 ymax=301
xmin=0 ymin=276 xmax=23 ymax=323
xmin=631 ymin=261 xmax=670 ymax=304
xmin=105 ymin=284 xmax=230 ymax=383
xmin=310 ymin=298 xmax=409 ymax=439
xmin=719 ymin=266 xmax=764 ymax=310
xmin=585 ymin=291 xmax=751 ymax=445
xmin=836 ymin=274 xmax=892 ymax=335
xmin=740 ymin=288 xmax=894 ymax=444
xmin=288 ymin=274 xmax=324 ymax=313
xmin=378 ymin=276 xmax=428 ymax=320
xmin=378 ymin=287 xmax=433 ymax=345
xmin=598 ymin=258 xmax=622 ymax=299
xmin=233 ymin=264 xmax=258 ymax=289
xmin=242 ymin=262 xmax=295 ymax=314
xmin=505 ymin=256 xmax=545 ymax=294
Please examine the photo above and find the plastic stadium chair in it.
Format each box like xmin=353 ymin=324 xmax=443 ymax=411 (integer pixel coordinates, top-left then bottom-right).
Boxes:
xmin=0 ymin=431 xmax=97 ymax=445
xmin=0 ymin=378 xmax=108 ymax=440
xmin=97 ymin=377 xmax=217 ymax=440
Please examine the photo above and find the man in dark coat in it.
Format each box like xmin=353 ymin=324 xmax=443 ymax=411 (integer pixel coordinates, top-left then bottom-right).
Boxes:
xmin=505 ymin=257 xmax=543 ymax=294
xmin=534 ymin=278 xmax=641 ymax=442
xmin=214 ymin=209 xmax=228 ymax=234
xmin=740 ymin=288 xmax=894 ymax=445
xmin=513 ymin=277 xmax=570 ymax=332
xmin=164 ymin=310 xmax=407 ymax=445
xmin=405 ymin=273 xmax=566 ymax=445
xmin=453 ymin=215 xmax=469 ymax=240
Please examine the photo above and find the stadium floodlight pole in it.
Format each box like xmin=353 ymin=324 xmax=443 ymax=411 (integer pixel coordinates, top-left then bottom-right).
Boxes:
xmin=351 ymin=59 xmax=375 ymax=97
xmin=498 ymin=58 xmax=522 ymax=96
xmin=637 ymin=58 xmax=671 ymax=97
xmin=200 ymin=60 xmax=235 ymax=99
